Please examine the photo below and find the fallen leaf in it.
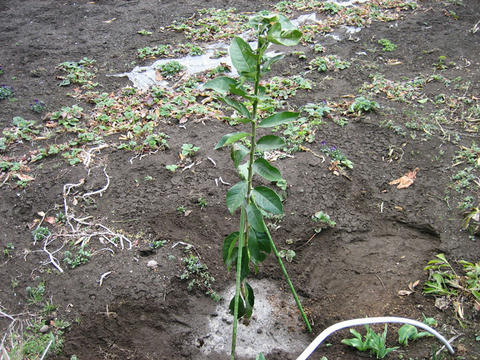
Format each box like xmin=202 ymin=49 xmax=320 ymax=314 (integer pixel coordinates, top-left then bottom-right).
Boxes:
xmin=45 ymin=217 xmax=56 ymax=225
xmin=474 ymin=300 xmax=480 ymax=311
xmin=104 ymin=18 xmax=116 ymax=23
xmin=408 ymin=280 xmax=420 ymax=291
xmin=389 ymin=167 xmax=419 ymax=189
xmin=394 ymin=205 xmax=403 ymax=211
xmin=184 ymin=210 xmax=192 ymax=217
xmin=398 ymin=290 xmax=413 ymax=296
xmin=14 ymin=173 xmax=35 ymax=181
xmin=37 ymin=211 xmax=46 ymax=217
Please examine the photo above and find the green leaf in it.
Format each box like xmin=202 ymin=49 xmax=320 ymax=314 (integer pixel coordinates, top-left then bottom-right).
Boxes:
xmin=237 ymin=162 xmax=249 ymax=180
xmin=204 ymin=76 xmax=238 ymax=95
xmin=253 ymin=158 xmax=282 ymax=182
xmin=248 ymin=229 xmax=270 ymax=264
xmin=219 ymin=96 xmax=251 ymax=119
xmin=231 ymin=143 xmax=249 ymax=168
xmin=252 ymin=186 xmax=283 ymax=214
xmin=244 ymin=281 xmax=255 ymax=318
xmin=222 ymin=232 xmax=239 ymax=270
xmin=229 ymin=37 xmax=257 ymax=77
xmin=229 ymin=294 xmax=246 ymax=318
xmin=256 ymin=135 xmax=285 ymax=151
xmin=266 ymin=16 xmax=302 ymax=46
xmin=246 ymin=203 xmax=267 ymax=233
xmin=398 ymin=324 xmax=418 ymax=346
xmin=259 ymin=111 xmax=299 ymax=128
xmin=262 ymin=54 xmax=284 ymax=73
xmin=226 ymin=181 xmax=247 ymax=214
xmin=256 ymin=353 xmax=266 ymax=360
xmin=215 ymin=132 xmax=251 ymax=149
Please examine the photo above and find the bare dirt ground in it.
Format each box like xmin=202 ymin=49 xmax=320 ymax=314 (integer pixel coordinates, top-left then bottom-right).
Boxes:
xmin=1 ymin=0 xmax=480 ymax=359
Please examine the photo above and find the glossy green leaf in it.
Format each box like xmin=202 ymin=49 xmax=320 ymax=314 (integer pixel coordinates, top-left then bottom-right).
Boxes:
xmin=256 ymin=135 xmax=285 ymax=152
xmin=258 ymin=111 xmax=299 ymax=128
xmin=215 ymin=132 xmax=251 ymax=149
xmin=230 ymin=37 xmax=257 ymax=77
xmin=253 ymin=158 xmax=282 ymax=182
xmin=231 ymin=143 xmax=249 ymax=168
xmin=204 ymin=76 xmax=238 ymax=95
xmin=267 ymin=18 xmax=302 ymax=46
xmin=252 ymin=186 xmax=283 ymax=214
xmin=229 ymin=294 xmax=246 ymax=318
xmin=246 ymin=203 xmax=267 ymax=233
xmin=248 ymin=229 xmax=270 ymax=264
xmin=256 ymin=354 xmax=266 ymax=360
xmin=244 ymin=281 xmax=255 ymax=318
xmin=226 ymin=181 xmax=247 ymax=214
xmin=219 ymin=96 xmax=251 ymax=119
xmin=222 ymin=232 xmax=239 ymax=270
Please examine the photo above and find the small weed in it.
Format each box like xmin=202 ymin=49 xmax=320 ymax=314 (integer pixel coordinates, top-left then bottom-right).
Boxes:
xmin=150 ymin=240 xmax=166 ymax=249
xmin=377 ymin=38 xmax=397 ymax=52
xmin=166 ymin=164 xmax=179 ymax=173
xmin=309 ymin=55 xmax=351 ymax=72
xmin=350 ymin=96 xmax=379 ymax=113
xmin=180 ymin=143 xmax=200 ymax=159
xmin=181 ymin=253 xmax=220 ymax=301
xmin=137 ymin=44 xmax=172 ymax=59
xmin=398 ymin=315 xmax=436 ymax=346
xmin=323 ymin=2 xmax=343 ymax=14
xmin=312 ymin=211 xmax=336 ymax=232
xmin=26 ymin=282 xmax=46 ymax=305
xmin=342 ymin=324 xmax=399 ymax=359
xmin=292 ymin=50 xmax=306 ymax=59
xmin=177 ymin=205 xmax=186 ymax=214
xmin=424 ymin=254 xmax=480 ymax=316
xmin=197 ymin=197 xmax=208 ymax=209
xmin=57 ymin=57 xmax=97 ymax=88
xmin=32 ymin=227 xmax=51 ymax=244
xmin=157 ymin=61 xmax=184 ymax=79
xmin=143 ymin=133 xmax=169 ymax=150
xmin=63 ymin=247 xmax=92 ymax=269
xmin=278 ymin=249 xmax=296 ymax=262
xmin=30 ymin=99 xmax=46 ymax=113
xmin=0 ymin=84 xmax=14 ymax=99
xmin=320 ymin=142 xmax=354 ymax=169
xmin=3 ymin=242 xmax=14 ymax=256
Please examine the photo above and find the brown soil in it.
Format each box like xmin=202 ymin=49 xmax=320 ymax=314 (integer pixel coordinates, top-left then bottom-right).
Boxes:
xmin=1 ymin=0 xmax=480 ymax=359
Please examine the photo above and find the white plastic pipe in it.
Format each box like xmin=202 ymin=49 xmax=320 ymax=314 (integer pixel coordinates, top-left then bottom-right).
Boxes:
xmin=296 ymin=316 xmax=454 ymax=360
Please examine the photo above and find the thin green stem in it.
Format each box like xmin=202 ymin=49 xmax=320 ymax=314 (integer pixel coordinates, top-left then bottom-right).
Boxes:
xmin=231 ymin=206 xmax=246 ymax=359
xmin=265 ymin=227 xmax=312 ymax=333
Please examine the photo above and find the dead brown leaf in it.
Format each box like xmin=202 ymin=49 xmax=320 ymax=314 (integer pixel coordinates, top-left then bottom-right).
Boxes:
xmin=408 ymin=280 xmax=420 ymax=291
xmin=389 ymin=167 xmax=419 ymax=189
xmin=14 ymin=173 xmax=35 ymax=182
xmin=398 ymin=290 xmax=413 ymax=296
xmin=45 ymin=217 xmax=56 ymax=225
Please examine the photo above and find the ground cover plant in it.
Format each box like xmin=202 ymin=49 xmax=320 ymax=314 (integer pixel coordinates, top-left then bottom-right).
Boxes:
xmin=1 ymin=0 xmax=480 ymax=359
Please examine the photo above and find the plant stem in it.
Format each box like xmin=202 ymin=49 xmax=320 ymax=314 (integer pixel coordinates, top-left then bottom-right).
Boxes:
xmin=231 ymin=206 xmax=246 ymax=359
xmin=266 ymin=227 xmax=312 ymax=332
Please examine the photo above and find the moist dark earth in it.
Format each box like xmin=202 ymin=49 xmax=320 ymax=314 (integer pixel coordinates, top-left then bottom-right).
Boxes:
xmin=1 ymin=0 xmax=480 ymax=359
